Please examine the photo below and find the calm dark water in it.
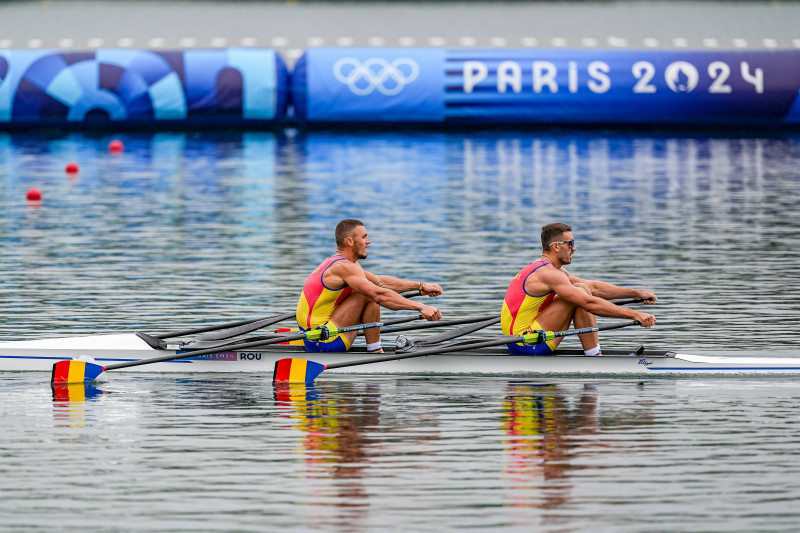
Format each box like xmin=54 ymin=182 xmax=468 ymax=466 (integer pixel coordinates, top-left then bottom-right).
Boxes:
xmin=2 ymin=129 xmax=800 ymax=530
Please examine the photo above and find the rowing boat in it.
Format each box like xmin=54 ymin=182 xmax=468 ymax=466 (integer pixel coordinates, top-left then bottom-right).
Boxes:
xmin=3 ymin=332 xmax=800 ymax=377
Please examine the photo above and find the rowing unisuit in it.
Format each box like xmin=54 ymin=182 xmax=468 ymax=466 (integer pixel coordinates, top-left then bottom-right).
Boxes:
xmin=501 ymin=259 xmax=557 ymax=355
xmin=297 ymin=254 xmax=353 ymax=329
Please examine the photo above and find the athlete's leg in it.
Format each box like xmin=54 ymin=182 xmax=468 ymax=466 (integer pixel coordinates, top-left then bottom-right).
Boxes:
xmin=361 ymin=300 xmax=381 ymax=346
xmin=532 ymin=283 xmax=598 ymax=351
xmin=329 ymin=292 xmax=375 ymax=345
xmin=570 ymin=283 xmax=599 ymax=352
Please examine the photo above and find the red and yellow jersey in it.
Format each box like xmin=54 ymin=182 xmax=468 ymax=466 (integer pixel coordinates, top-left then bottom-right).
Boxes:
xmin=297 ymin=254 xmax=353 ymax=329
xmin=501 ymin=260 xmax=556 ymax=335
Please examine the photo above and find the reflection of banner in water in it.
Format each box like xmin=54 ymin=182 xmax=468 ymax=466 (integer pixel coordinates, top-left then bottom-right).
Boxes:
xmin=292 ymin=132 xmax=450 ymax=271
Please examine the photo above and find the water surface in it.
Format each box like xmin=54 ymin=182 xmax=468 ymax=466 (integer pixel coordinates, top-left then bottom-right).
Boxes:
xmin=1 ymin=129 xmax=800 ymax=531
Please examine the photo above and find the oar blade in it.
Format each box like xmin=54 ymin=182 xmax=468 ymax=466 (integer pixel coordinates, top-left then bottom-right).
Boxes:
xmin=273 ymin=358 xmax=326 ymax=384
xmin=51 ymin=360 xmax=105 ymax=384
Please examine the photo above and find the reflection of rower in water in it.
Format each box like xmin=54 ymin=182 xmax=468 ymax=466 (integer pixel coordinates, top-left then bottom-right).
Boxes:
xmin=274 ymin=382 xmax=383 ymax=526
xmin=501 ymin=383 xmax=600 ymax=509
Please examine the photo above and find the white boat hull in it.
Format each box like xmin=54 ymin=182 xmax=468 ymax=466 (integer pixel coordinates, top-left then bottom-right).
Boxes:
xmin=2 ymin=333 xmax=800 ymax=377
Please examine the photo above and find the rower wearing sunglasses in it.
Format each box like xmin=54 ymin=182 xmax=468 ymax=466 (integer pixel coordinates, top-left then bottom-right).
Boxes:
xmin=501 ymin=222 xmax=657 ymax=356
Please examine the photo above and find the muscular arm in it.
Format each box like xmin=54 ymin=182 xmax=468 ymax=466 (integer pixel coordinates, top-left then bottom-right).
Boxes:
xmin=542 ymin=269 xmax=657 ymax=327
xmin=567 ymin=272 xmax=657 ymax=303
xmin=328 ymin=262 xmax=442 ymax=320
xmin=366 ymin=273 xmax=444 ymax=297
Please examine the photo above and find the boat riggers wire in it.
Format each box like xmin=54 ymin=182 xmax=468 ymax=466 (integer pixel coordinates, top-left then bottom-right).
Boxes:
xmin=273 ymin=320 xmax=641 ymax=384
xmin=395 ymin=316 xmax=501 ymax=351
xmin=136 ymin=312 xmax=297 ymax=349
xmin=50 ymin=314 xmax=425 ymax=385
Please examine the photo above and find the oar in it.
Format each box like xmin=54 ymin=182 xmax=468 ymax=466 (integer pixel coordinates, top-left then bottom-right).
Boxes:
xmin=149 ymin=312 xmax=295 ymax=340
xmin=374 ymin=314 xmax=498 ymax=335
xmin=394 ymin=316 xmax=501 ymax=350
xmin=611 ymin=297 xmax=655 ymax=306
xmin=195 ymin=291 xmax=426 ymax=342
xmin=135 ymin=312 xmax=297 ymax=349
xmin=146 ymin=292 xmax=428 ymax=346
xmin=273 ymin=320 xmax=640 ymax=384
xmin=51 ymin=314 xmax=426 ymax=384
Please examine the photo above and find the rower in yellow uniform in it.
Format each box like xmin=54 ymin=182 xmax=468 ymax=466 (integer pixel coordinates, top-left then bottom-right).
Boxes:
xmin=297 ymin=219 xmax=443 ymax=353
xmin=501 ymin=222 xmax=657 ymax=356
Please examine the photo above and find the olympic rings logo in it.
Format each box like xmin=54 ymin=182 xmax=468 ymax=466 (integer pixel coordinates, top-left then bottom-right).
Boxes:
xmin=333 ymin=57 xmax=420 ymax=96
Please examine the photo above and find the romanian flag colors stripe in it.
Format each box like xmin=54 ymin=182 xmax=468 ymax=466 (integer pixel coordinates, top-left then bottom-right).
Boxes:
xmin=52 ymin=383 xmax=87 ymax=402
xmin=275 ymin=328 xmax=305 ymax=345
xmin=51 ymin=360 xmax=106 ymax=384
xmin=273 ymin=358 xmax=326 ymax=384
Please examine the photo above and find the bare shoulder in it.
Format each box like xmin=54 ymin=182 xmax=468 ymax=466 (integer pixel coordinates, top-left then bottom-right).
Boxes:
xmin=329 ymin=259 xmax=362 ymax=277
xmin=538 ymin=264 xmax=572 ymax=289
xmin=525 ymin=262 xmax=567 ymax=293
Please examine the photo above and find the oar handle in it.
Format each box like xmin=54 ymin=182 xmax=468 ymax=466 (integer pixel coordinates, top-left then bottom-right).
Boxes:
xmin=611 ymin=298 xmax=655 ymax=306
xmin=521 ymin=320 xmax=640 ymax=344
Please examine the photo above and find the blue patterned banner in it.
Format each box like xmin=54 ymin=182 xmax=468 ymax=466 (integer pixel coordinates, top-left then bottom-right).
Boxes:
xmin=294 ymin=47 xmax=800 ymax=126
xmin=0 ymin=48 xmax=287 ymax=125
xmin=292 ymin=48 xmax=445 ymax=122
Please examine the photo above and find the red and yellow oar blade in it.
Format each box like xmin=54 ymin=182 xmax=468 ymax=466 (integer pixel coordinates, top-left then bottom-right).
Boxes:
xmin=273 ymin=358 xmax=326 ymax=384
xmin=51 ymin=360 xmax=106 ymax=384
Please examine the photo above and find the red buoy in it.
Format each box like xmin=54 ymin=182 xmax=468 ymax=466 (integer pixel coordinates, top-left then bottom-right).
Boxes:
xmin=26 ymin=188 xmax=42 ymax=202
xmin=108 ymin=139 xmax=124 ymax=153
xmin=65 ymin=162 xmax=79 ymax=174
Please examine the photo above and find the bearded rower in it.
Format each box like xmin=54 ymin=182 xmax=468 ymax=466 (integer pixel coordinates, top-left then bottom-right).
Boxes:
xmin=501 ymin=222 xmax=657 ymax=356
xmin=297 ymin=219 xmax=443 ymax=354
